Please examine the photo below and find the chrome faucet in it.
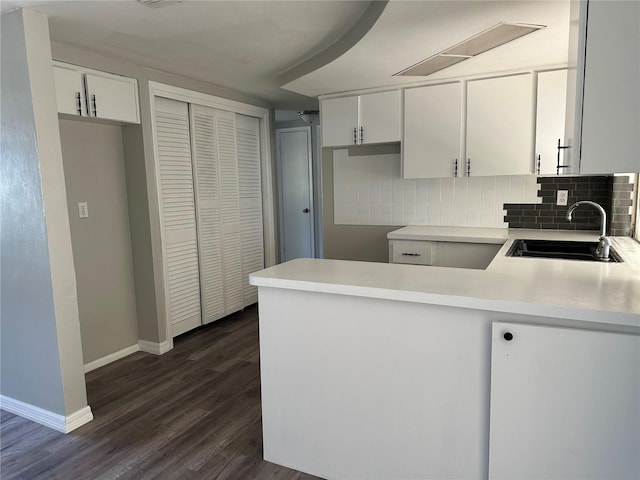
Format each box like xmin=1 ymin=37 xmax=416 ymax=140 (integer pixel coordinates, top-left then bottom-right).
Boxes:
xmin=566 ymin=201 xmax=611 ymax=261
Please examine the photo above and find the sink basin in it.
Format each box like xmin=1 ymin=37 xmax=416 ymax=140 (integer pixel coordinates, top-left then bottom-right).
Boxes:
xmin=507 ymin=239 xmax=622 ymax=262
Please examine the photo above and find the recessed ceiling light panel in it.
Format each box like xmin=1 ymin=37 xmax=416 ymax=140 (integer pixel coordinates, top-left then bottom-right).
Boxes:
xmin=396 ymin=22 xmax=545 ymax=77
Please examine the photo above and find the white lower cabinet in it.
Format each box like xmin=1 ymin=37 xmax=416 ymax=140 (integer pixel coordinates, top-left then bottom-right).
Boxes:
xmin=389 ymin=240 xmax=501 ymax=269
xmin=489 ymin=322 xmax=640 ymax=480
xmin=154 ymin=97 xmax=264 ymax=337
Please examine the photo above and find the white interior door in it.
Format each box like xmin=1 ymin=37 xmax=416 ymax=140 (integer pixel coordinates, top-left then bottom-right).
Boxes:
xmin=489 ymin=322 xmax=640 ymax=480
xmin=153 ymin=97 xmax=201 ymax=337
xmin=277 ymin=127 xmax=314 ymax=262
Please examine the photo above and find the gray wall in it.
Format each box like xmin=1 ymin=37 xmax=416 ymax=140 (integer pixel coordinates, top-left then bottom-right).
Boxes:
xmin=59 ymin=120 xmax=139 ymax=364
xmin=1 ymin=9 xmax=88 ymax=416
xmin=322 ymin=144 xmax=401 ymax=263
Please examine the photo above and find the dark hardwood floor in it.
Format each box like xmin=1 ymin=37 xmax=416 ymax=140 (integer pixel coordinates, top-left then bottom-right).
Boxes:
xmin=1 ymin=306 xmax=322 ymax=480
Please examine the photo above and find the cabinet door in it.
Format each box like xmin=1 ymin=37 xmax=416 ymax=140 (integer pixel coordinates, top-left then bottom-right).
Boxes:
xmin=85 ymin=72 xmax=140 ymax=124
xmin=236 ymin=114 xmax=264 ymax=307
xmin=321 ymin=96 xmax=358 ymax=147
xmin=466 ymin=74 xmax=534 ymax=176
xmin=489 ymin=322 xmax=640 ymax=480
xmin=154 ymin=97 xmax=201 ymax=337
xmin=579 ymin=0 xmax=639 ymax=174
xmin=53 ymin=62 xmax=86 ymax=116
xmin=359 ymin=90 xmax=401 ymax=145
xmin=535 ymin=70 xmax=568 ymax=175
xmin=404 ymin=83 xmax=462 ymax=178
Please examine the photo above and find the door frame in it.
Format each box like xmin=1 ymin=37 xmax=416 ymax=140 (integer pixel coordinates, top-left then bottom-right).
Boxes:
xmin=276 ymin=126 xmax=315 ymax=261
xmin=148 ymin=81 xmax=275 ymax=351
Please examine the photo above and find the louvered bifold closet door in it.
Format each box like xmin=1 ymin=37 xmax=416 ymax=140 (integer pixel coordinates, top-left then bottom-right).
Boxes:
xmin=236 ymin=114 xmax=264 ymax=306
xmin=190 ymin=105 xmax=224 ymax=324
xmin=154 ymin=97 xmax=201 ymax=337
xmin=216 ymin=110 xmax=244 ymax=314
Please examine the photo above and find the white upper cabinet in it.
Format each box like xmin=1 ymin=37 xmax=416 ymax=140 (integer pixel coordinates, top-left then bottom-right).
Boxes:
xmin=321 ymin=90 xmax=401 ymax=147
xmin=403 ymin=82 xmax=462 ymax=178
xmin=321 ymin=96 xmax=358 ymax=147
xmin=535 ymin=69 xmax=568 ymax=175
xmin=52 ymin=61 xmax=140 ymax=124
xmin=466 ymin=73 xmax=534 ymax=176
xmin=578 ymin=0 xmax=639 ymax=174
xmin=358 ymin=90 xmax=401 ymax=145
xmin=85 ymin=72 xmax=139 ymax=124
xmin=53 ymin=62 xmax=87 ymax=116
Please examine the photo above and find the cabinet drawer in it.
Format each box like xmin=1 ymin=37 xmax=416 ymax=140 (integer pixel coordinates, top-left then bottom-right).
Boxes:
xmin=390 ymin=240 xmax=436 ymax=265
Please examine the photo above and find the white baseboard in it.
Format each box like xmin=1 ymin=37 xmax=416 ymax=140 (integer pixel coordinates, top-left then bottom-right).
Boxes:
xmin=0 ymin=395 xmax=93 ymax=433
xmin=138 ymin=339 xmax=171 ymax=355
xmin=84 ymin=344 xmax=140 ymax=373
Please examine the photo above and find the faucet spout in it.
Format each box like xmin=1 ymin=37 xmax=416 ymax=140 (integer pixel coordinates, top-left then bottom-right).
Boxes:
xmin=565 ymin=200 xmax=611 ymax=261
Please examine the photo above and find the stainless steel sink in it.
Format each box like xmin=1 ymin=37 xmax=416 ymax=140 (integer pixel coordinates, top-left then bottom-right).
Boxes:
xmin=507 ymin=239 xmax=622 ymax=262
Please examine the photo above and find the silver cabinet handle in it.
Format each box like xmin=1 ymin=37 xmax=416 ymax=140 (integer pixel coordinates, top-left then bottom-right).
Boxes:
xmin=401 ymin=253 xmax=421 ymax=256
xmin=76 ymin=92 xmax=82 ymax=115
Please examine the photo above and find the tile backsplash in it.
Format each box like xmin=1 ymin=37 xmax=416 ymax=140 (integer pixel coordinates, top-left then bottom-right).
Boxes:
xmin=504 ymin=175 xmax=634 ymax=234
xmin=333 ymin=149 xmax=541 ymax=228
xmin=332 ymin=149 xmax=636 ymax=234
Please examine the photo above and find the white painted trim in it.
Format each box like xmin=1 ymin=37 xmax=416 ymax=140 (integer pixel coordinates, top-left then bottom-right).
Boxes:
xmin=138 ymin=339 xmax=171 ymax=355
xmin=83 ymin=344 xmax=140 ymax=373
xmin=147 ymin=81 xmax=277 ymax=346
xmin=0 ymin=395 xmax=93 ymax=433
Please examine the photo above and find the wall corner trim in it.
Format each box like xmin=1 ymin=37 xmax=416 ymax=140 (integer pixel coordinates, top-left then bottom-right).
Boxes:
xmin=83 ymin=344 xmax=140 ymax=373
xmin=138 ymin=339 xmax=171 ymax=355
xmin=0 ymin=395 xmax=93 ymax=433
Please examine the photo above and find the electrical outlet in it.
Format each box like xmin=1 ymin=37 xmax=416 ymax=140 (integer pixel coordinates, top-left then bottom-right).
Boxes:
xmin=78 ymin=202 xmax=89 ymax=218
xmin=557 ymin=190 xmax=568 ymax=206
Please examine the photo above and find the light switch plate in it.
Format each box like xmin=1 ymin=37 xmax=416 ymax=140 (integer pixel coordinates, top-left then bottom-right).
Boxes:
xmin=78 ymin=202 xmax=89 ymax=218
xmin=557 ymin=190 xmax=568 ymax=206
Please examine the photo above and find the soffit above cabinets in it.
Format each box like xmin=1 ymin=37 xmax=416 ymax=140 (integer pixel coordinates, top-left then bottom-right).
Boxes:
xmin=281 ymin=1 xmax=570 ymax=98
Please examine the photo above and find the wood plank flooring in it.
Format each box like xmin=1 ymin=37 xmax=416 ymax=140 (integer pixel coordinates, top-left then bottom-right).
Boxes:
xmin=0 ymin=306 xmax=322 ymax=480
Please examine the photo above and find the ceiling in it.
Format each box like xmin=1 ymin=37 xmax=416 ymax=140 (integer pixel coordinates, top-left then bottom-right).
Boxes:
xmin=1 ymin=0 xmax=372 ymax=109
xmin=283 ymin=1 xmax=571 ymax=97
xmin=2 ymin=1 xmax=570 ymax=108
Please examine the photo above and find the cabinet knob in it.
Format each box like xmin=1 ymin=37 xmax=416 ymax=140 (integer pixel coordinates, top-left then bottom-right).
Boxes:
xmin=302 ymin=208 xmax=310 ymax=213
xmin=503 ymin=332 xmax=514 ymax=341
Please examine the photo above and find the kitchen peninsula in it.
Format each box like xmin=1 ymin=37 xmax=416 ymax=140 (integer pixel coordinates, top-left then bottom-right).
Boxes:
xmin=250 ymin=228 xmax=640 ymax=480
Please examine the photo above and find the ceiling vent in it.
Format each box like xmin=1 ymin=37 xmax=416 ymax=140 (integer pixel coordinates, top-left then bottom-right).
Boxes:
xmin=137 ymin=0 xmax=183 ymax=9
xmin=395 ymin=22 xmax=545 ymax=77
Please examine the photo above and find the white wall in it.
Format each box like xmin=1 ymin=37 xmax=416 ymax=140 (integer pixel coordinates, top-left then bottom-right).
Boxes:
xmin=333 ymin=149 xmax=540 ymax=228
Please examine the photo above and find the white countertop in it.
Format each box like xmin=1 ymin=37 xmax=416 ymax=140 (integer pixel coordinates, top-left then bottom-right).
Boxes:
xmin=251 ymin=228 xmax=640 ymax=329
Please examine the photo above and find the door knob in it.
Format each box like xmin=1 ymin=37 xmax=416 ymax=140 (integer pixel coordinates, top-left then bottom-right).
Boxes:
xmin=302 ymin=208 xmax=310 ymax=213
